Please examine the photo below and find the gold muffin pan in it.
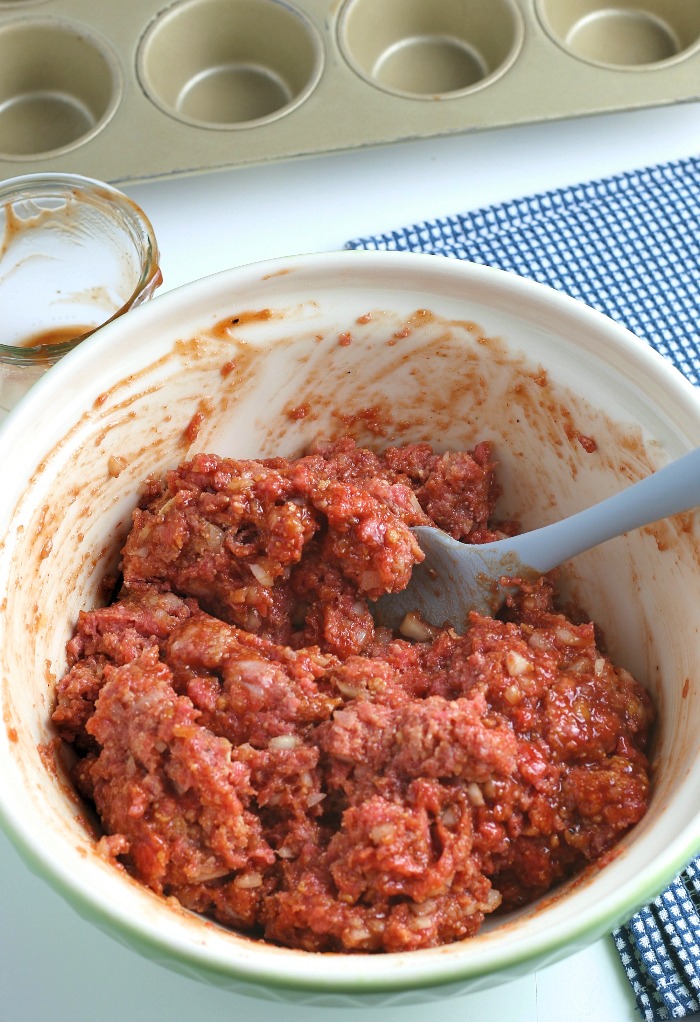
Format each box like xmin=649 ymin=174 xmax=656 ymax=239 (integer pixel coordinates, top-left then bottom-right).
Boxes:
xmin=0 ymin=0 xmax=699 ymax=185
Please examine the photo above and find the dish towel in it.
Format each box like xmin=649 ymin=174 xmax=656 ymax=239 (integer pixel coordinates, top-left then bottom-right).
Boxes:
xmin=346 ymin=155 xmax=700 ymax=1022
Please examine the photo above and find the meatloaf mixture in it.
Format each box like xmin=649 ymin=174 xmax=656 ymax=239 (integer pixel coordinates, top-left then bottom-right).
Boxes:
xmin=52 ymin=438 xmax=654 ymax=952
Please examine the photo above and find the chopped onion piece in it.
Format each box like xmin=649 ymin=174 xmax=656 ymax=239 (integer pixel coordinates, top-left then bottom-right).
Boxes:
xmin=249 ymin=561 xmax=274 ymax=586
xmin=399 ymin=611 xmax=436 ymax=642
xmin=269 ymin=734 xmax=300 ymax=750
xmin=234 ymin=872 xmax=263 ymax=889
xmin=505 ymin=650 xmax=532 ymax=677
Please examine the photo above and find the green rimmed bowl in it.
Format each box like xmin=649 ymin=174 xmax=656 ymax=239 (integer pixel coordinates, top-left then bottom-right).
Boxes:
xmin=1 ymin=250 xmax=699 ymax=1005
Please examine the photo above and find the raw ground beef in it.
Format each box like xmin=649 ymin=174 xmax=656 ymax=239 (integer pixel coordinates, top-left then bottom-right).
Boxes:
xmin=53 ymin=437 xmax=654 ymax=953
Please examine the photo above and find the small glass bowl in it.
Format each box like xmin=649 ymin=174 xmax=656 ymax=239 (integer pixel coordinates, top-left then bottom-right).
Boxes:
xmin=0 ymin=172 xmax=162 ymax=415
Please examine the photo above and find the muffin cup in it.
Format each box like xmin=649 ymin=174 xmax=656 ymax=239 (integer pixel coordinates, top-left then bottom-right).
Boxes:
xmin=337 ymin=0 xmax=524 ymax=99
xmin=536 ymin=0 xmax=700 ymax=69
xmin=137 ymin=0 xmax=324 ymax=129
xmin=0 ymin=18 xmax=122 ymax=158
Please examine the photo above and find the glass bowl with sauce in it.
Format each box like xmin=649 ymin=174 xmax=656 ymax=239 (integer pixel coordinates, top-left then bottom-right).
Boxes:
xmin=0 ymin=172 xmax=162 ymax=415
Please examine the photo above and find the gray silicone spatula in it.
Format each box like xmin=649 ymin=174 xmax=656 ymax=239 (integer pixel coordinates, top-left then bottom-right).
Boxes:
xmin=375 ymin=446 xmax=700 ymax=632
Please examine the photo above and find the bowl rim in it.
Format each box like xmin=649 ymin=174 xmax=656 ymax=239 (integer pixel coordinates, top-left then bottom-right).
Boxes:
xmin=1 ymin=248 xmax=699 ymax=996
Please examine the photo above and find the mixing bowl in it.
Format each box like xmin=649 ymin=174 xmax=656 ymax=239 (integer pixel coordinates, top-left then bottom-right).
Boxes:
xmin=1 ymin=250 xmax=699 ymax=1006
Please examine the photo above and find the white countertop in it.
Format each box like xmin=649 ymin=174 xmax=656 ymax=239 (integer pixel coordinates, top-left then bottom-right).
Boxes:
xmin=3 ymin=101 xmax=700 ymax=1021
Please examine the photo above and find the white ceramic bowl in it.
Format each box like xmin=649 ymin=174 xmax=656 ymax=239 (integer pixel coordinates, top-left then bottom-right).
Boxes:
xmin=1 ymin=250 xmax=699 ymax=1006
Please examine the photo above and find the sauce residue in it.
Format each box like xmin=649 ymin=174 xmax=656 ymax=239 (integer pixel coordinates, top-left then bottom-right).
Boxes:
xmin=16 ymin=325 xmax=92 ymax=349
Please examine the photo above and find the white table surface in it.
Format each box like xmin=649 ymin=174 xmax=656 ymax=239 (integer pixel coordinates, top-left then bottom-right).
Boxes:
xmin=3 ymin=101 xmax=700 ymax=1022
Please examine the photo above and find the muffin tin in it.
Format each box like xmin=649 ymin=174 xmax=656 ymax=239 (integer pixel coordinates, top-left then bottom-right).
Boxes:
xmin=0 ymin=0 xmax=699 ymax=185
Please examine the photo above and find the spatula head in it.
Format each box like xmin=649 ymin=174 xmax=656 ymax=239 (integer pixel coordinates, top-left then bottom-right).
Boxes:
xmin=373 ymin=526 xmax=519 ymax=633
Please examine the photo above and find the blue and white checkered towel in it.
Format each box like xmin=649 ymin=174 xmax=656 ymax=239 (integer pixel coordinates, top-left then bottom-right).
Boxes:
xmin=347 ymin=155 xmax=700 ymax=1021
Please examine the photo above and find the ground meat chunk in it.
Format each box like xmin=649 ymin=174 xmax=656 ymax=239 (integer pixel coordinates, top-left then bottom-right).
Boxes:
xmin=288 ymin=542 xmax=377 ymax=658
xmin=83 ymin=647 xmax=274 ymax=893
xmin=53 ymin=588 xmax=195 ymax=750
xmin=392 ymin=694 xmax=518 ymax=781
xmin=65 ymin=587 xmax=196 ymax=665
xmin=120 ymin=441 xmax=432 ymax=650
xmin=53 ymin=439 xmax=655 ymax=954
xmin=121 ymin=456 xmax=313 ymax=640
xmin=51 ymin=656 xmax=109 ymax=752
xmin=382 ymin=440 xmax=510 ymax=541
xmin=165 ymin=612 xmax=340 ymax=747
